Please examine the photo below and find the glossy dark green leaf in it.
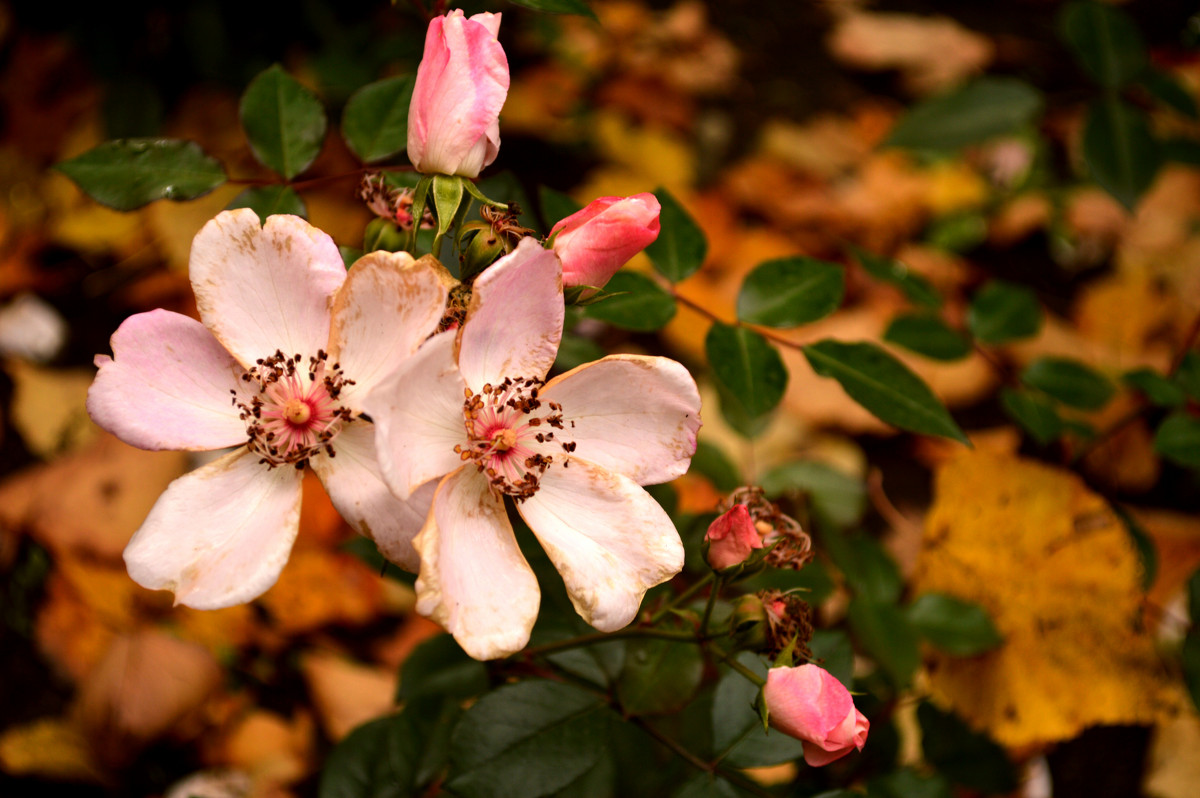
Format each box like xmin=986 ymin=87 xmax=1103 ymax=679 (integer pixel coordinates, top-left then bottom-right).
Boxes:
xmin=808 ymin=629 xmax=854 ymax=688
xmin=967 ymin=280 xmax=1042 ymax=344
xmin=55 ymin=139 xmax=226 ymax=211
xmin=1175 ymin=351 xmax=1200 ymax=401
xmin=507 ymin=0 xmax=597 ymax=20
xmin=1139 ymin=69 xmax=1199 ymax=119
xmin=1154 ymin=412 xmax=1200 ymax=469
xmin=1059 ymin=1 xmax=1146 ymax=89
xmin=906 ymin=593 xmax=1003 ymax=656
xmin=1122 ymin=368 xmax=1186 ymax=407
xmin=1000 ymin=387 xmax=1064 ymax=445
xmin=851 ymin=245 xmax=941 ymax=308
xmin=885 ymin=77 xmax=1043 ymax=153
xmin=239 ymin=64 xmax=328 ymax=179
xmin=869 ymin=769 xmax=952 ymax=798
xmin=448 ymin=680 xmax=611 ymax=798
xmin=802 ymin=340 xmax=968 ymax=444
xmin=553 ymin=752 xmax=615 ymax=798
xmin=670 ymin=775 xmax=740 ymax=798
xmin=540 ymin=185 xmax=584 ymax=231
xmin=706 ymin=323 xmax=788 ymax=437
xmin=736 ymin=257 xmax=844 ymax=328
xmin=226 ymin=184 xmax=307 ymax=219
xmin=917 ymin=703 xmax=1018 ymax=792
xmin=687 ymin=441 xmax=741 ymax=492
xmin=582 ymin=271 xmax=676 ymax=331
xmin=1021 ymin=357 xmax=1115 ymax=410
xmin=883 ymin=314 xmax=971 ymax=361
xmin=616 ymin=638 xmax=703 ymax=716
xmin=342 ymin=75 xmax=415 ymax=163
xmin=1083 ymin=97 xmax=1161 ymax=210
xmin=759 ymin=460 xmax=866 ymax=528
xmin=848 ymin=598 xmax=921 ymax=688
xmin=825 ymin=531 xmax=903 ymax=604
xmin=397 ymin=634 xmax=489 ymax=703
xmin=645 ymin=188 xmax=706 ymax=283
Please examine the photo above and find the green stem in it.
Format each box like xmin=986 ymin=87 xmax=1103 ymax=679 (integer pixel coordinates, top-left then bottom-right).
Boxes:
xmin=698 ymin=573 xmax=725 ymax=638
xmin=711 ymin=646 xmax=766 ymax=687
xmin=648 ymin=572 xmax=715 ymax=625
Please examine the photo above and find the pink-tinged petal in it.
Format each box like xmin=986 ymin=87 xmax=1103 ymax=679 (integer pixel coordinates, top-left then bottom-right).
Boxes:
xmin=123 ymin=448 xmax=303 ymax=609
xmin=540 ymin=355 xmax=700 ymax=485
xmin=413 ymin=467 xmax=540 ymax=660
xmin=364 ymin=330 xmax=468 ymax=499
xmin=310 ymin=422 xmax=436 ymax=572
xmin=87 ymin=309 xmax=246 ymax=451
xmin=190 ymin=209 xmax=346 ymax=367
xmin=458 ymin=237 xmax=563 ymax=391
xmin=328 ymin=250 xmax=450 ymax=410
xmin=551 ymin=193 xmax=661 ymax=289
xmin=518 ymin=458 xmax=683 ymax=632
xmin=763 ymin=664 xmax=867 ymax=766
xmin=704 ymin=504 xmax=763 ymax=570
xmin=801 ymin=708 xmax=869 ymax=767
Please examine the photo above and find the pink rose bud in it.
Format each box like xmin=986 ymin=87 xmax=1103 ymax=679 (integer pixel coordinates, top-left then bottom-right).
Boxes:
xmin=704 ymin=503 xmax=763 ymax=570
xmin=550 ymin=193 xmax=661 ymax=290
xmin=407 ymin=10 xmax=509 ymax=178
xmin=764 ymin=664 xmax=869 ymax=767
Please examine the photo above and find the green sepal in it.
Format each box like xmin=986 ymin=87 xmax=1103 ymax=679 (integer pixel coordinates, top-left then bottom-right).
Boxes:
xmin=432 ymin=175 xmax=465 ymax=239
xmin=462 ymin=177 xmax=509 ymax=209
xmin=363 ymin=218 xmax=407 ymax=253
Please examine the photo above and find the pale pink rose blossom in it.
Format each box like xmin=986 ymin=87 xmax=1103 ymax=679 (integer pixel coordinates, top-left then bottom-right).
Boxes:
xmin=87 ymin=209 xmax=450 ymax=608
xmin=550 ymin=193 xmax=661 ymax=290
xmin=764 ymin=664 xmax=870 ymax=767
xmin=364 ymin=237 xmax=701 ymax=660
xmin=407 ymin=10 xmax=508 ymax=178
xmin=704 ymin=503 xmax=763 ymax=569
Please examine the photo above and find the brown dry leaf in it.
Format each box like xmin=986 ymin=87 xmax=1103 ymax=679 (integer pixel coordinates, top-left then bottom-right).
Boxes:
xmin=1076 ymin=395 xmax=1160 ymax=494
xmin=218 ymin=710 xmax=314 ymax=788
xmin=6 ymin=359 xmax=96 ymax=457
xmin=0 ymin=716 xmax=105 ymax=783
xmin=257 ymin=549 xmax=384 ymax=635
xmin=1145 ymin=709 xmax=1200 ymax=798
xmin=989 ymin=193 xmax=1052 ymax=247
xmin=758 ymin=112 xmax=881 ymax=181
xmin=913 ymin=448 xmax=1175 ymax=747
xmin=35 ymin=567 xmax=122 ymax=682
xmin=372 ymin=614 xmax=445 ymax=671
xmin=171 ymin=604 xmax=258 ymax=658
xmin=300 ymin=650 xmax=397 ymax=741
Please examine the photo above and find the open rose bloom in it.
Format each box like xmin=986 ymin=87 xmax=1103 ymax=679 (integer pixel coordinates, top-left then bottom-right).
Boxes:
xmin=764 ymin=664 xmax=869 ymax=766
xmin=365 ymin=238 xmax=701 ymax=659
xmin=87 ymin=209 xmax=450 ymax=607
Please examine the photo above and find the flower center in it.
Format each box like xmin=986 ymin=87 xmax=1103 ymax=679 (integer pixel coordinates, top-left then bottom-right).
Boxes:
xmin=231 ymin=349 xmax=355 ymax=470
xmin=454 ymin=376 xmax=576 ymax=502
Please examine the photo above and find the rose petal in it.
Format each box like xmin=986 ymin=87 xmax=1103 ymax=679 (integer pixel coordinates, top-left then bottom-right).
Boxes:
xmin=457 ymin=237 xmax=563 ymax=391
xmin=518 ymin=458 xmax=683 ymax=632
xmin=124 ymin=448 xmax=303 ymax=609
xmin=413 ymin=466 xmax=540 ymax=660
xmin=540 ymin=355 xmax=700 ymax=485
xmin=763 ymin=665 xmax=855 ymax=750
xmin=363 ymin=330 xmax=466 ymax=499
xmin=190 ymin=209 xmax=346 ymax=368
xmin=87 ymin=309 xmax=247 ymax=451
xmin=328 ymin=251 xmax=450 ymax=410
xmin=310 ymin=421 xmax=435 ymax=572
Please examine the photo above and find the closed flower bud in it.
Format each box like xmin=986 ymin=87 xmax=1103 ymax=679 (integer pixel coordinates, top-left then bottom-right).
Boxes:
xmin=763 ymin=664 xmax=869 ymax=767
xmin=550 ymin=194 xmax=660 ymax=291
xmin=704 ymin=503 xmax=762 ymax=570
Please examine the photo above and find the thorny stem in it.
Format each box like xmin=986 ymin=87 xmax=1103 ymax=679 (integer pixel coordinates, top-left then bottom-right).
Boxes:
xmin=648 ymin=572 xmax=715 ymax=624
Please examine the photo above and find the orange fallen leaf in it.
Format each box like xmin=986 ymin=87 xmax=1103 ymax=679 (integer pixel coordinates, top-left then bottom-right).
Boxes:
xmin=300 ymin=650 xmax=397 ymax=741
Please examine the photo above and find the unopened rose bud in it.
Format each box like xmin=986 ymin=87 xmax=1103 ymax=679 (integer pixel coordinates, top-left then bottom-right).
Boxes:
xmin=550 ymin=194 xmax=661 ymax=292
xmin=763 ymin=664 xmax=869 ymax=767
xmin=704 ymin=503 xmax=763 ymax=570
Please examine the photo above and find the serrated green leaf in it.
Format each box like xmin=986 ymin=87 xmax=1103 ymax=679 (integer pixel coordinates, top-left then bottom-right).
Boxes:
xmin=616 ymin=638 xmax=703 ymax=716
xmin=645 ymin=188 xmax=706 ymax=283
xmin=759 ymin=460 xmax=866 ymax=528
xmin=397 ymin=634 xmax=489 ymax=703
xmin=1000 ymin=387 xmax=1064 ymax=445
xmin=1154 ymin=412 xmax=1200 ymax=469
xmin=1021 ymin=356 xmax=1115 ymax=410
xmin=917 ymin=703 xmax=1018 ymax=793
xmin=848 ymin=598 xmax=921 ymax=688
xmin=582 ymin=271 xmax=676 ymax=331
xmin=802 ymin=339 xmax=968 ymax=444
xmin=55 ymin=139 xmax=226 ymax=211
xmin=850 ymin=245 xmax=941 ymax=308
xmin=1083 ymin=97 xmax=1161 ymax=210
xmin=736 ymin=256 xmax=844 ymax=328
xmin=341 ymin=75 xmax=415 ymax=163
xmin=239 ymin=64 xmax=328 ymax=179
xmin=688 ymin=441 xmax=742 ymax=492
xmin=885 ymin=77 xmax=1043 ymax=153
xmin=883 ymin=313 xmax=971 ymax=361
xmin=906 ymin=593 xmax=1003 ymax=656
xmin=507 ymin=0 xmax=597 ymax=20
xmin=706 ymin=323 xmax=788 ymax=437
xmin=1122 ymin=368 xmax=1186 ymax=407
xmin=226 ymin=184 xmax=307 ymax=219
xmin=1059 ymin=1 xmax=1147 ymax=89
xmin=967 ymin=280 xmax=1042 ymax=344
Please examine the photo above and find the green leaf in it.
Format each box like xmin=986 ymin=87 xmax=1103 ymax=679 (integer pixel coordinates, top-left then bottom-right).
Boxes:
xmin=645 ymin=188 xmax=706 ymax=283
xmin=540 ymin=185 xmax=584 ymax=231
xmin=802 ymin=340 xmax=968 ymax=444
xmin=55 ymin=139 xmax=226 ymax=211
xmin=1082 ymin=97 xmax=1162 ymax=210
xmin=706 ymin=324 xmax=788 ymax=437
xmin=759 ymin=460 xmax=866 ymax=528
xmin=1164 ymin=138 xmax=1200 ymax=166
xmin=1116 ymin=506 xmax=1157 ymax=591
xmin=448 ymin=680 xmax=611 ymax=798
xmin=885 ymin=77 xmax=1043 ymax=153
xmin=341 ymin=75 xmax=415 ymax=163
xmin=850 ymin=245 xmax=941 ymax=308
xmin=1189 ymin=567 xmax=1200 ymax=630
xmin=239 ymin=64 xmax=328 ymax=179
xmin=1175 ymin=351 xmax=1200 ymax=401
xmin=825 ymin=531 xmax=903 ymax=604
xmin=432 ymin=174 xmax=465 ymax=238
xmin=808 ymin=629 xmax=854 ymax=688
xmin=906 ymin=593 xmax=1003 ymax=656
xmin=1183 ymin=631 xmax=1200 ymax=715
xmin=967 ymin=280 xmax=1042 ymax=344
xmin=226 ymin=184 xmax=307 ymax=219
xmin=1139 ymin=69 xmax=1199 ymax=119
xmin=736 ymin=257 xmax=844 ymax=328
xmin=554 ymin=333 xmax=606 ymax=373
xmin=582 ymin=271 xmax=676 ymax=331
xmin=687 ymin=441 xmax=742 ymax=493
xmin=917 ymin=702 xmax=1018 ymax=793
xmin=869 ymin=769 xmax=952 ymax=798
xmin=1000 ymin=387 xmax=1064 ymax=445
xmin=616 ymin=638 xmax=704 ymax=716
xmin=711 ymin=652 xmax=805 ymax=769
xmin=1154 ymin=412 xmax=1200 ymax=469
xmin=670 ymin=774 xmax=740 ymax=798
xmin=1122 ymin=368 xmax=1186 ymax=407
xmin=397 ymin=634 xmax=489 ymax=703
xmin=1021 ymin=357 xmax=1115 ymax=410
xmin=883 ymin=314 xmax=971 ymax=361
xmin=506 ymin=0 xmax=597 ymax=20
xmin=1058 ymin=1 xmax=1147 ymax=89
xmin=848 ymin=598 xmax=921 ymax=689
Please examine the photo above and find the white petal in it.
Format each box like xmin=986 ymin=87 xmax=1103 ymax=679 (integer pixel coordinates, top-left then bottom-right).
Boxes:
xmin=87 ymin=309 xmax=246 ymax=451
xmin=363 ymin=330 xmax=466 ymax=499
xmin=458 ymin=237 xmax=563 ymax=391
xmin=310 ymin=421 xmax=435 ymax=572
xmin=541 ymin=355 xmax=701 ymax=485
xmin=328 ymin=251 xmax=450 ymax=410
xmin=190 ymin=209 xmax=346 ymax=367
xmin=519 ymin=458 xmax=683 ymax=632
xmin=414 ymin=467 xmax=540 ymax=660
xmin=124 ymin=448 xmax=303 ymax=609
